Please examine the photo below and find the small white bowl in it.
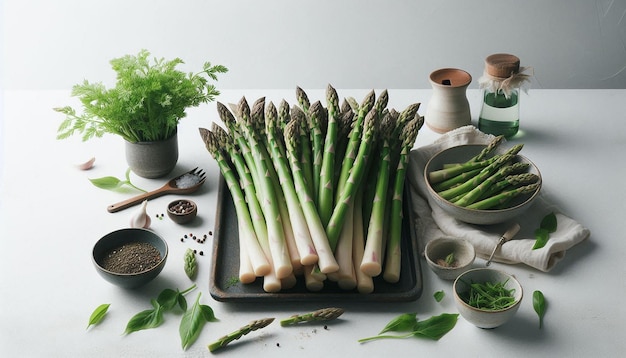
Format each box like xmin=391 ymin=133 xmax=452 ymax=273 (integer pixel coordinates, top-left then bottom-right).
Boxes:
xmin=425 ymin=237 xmax=475 ymax=280
xmin=453 ymin=268 xmax=523 ymax=328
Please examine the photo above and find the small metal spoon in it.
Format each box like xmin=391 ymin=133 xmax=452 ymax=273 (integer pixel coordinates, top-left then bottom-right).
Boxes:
xmin=485 ymin=223 xmax=521 ymax=266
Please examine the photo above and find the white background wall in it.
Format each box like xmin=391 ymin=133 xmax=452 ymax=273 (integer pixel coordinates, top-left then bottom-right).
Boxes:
xmin=2 ymin=0 xmax=625 ymax=90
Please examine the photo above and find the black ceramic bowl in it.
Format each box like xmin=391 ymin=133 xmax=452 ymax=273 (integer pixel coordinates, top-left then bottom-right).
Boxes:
xmin=92 ymin=228 xmax=168 ymax=288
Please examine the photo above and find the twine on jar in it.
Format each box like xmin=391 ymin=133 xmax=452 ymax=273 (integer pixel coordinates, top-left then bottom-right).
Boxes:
xmin=479 ymin=66 xmax=533 ymax=99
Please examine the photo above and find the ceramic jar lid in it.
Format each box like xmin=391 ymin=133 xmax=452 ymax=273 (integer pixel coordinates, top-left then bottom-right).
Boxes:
xmin=485 ymin=53 xmax=520 ymax=78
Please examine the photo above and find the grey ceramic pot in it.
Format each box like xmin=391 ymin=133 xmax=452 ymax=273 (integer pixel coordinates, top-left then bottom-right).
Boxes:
xmin=125 ymin=131 xmax=178 ymax=178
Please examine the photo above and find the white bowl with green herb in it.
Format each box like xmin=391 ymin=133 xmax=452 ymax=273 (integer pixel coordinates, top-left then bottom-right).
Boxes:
xmin=453 ymin=268 xmax=523 ymax=328
xmin=424 ymin=237 xmax=475 ymax=280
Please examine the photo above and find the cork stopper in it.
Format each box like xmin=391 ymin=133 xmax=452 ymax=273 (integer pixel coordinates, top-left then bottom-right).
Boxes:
xmin=485 ymin=54 xmax=520 ymax=78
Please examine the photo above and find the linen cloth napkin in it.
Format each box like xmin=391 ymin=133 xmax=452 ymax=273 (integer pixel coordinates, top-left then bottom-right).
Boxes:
xmin=406 ymin=125 xmax=590 ymax=272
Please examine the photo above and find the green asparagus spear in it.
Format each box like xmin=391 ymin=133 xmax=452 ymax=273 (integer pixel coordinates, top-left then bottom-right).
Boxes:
xmin=469 ymin=135 xmax=504 ymax=162
xmin=318 ymin=84 xmax=341 ymax=227
xmin=437 ymin=154 xmax=514 ymax=201
xmin=265 ymin=102 xmax=318 ymax=266
xmin=284 ymin=119 xmax=339 ymax=274
xmin=198 ymin=128 xmax=270 ymax=277
xmin=383 ymin=116 xmax=422 ymax=283
xmin=478 ymin=172 xmax=540 ymax=201
xmin=279 ymin=307 xmax=345 ymax=326
xmin=335 ymin=90 xmax=376 ymax=204
xmin=467 ymin=183 xmax=540 ymax=210
xmin=208 ymin=318 xmax=275 ymax=352
xmin=236 ymin=98 xmax=292 ymax=279
xmin=454 ymin=162 xmax=530 ymax=207
xmin=326 ymin=108 xmax=379 ymax=251
xmin=429 ymin=156 xmax=498 ymax=184
xmin=361 ymin=115 xmax=394 ymax=277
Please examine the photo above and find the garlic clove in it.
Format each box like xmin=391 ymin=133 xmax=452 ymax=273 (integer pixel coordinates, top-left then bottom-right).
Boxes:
xmin=130 ymin=200 xmax=151 ymax=229
xmin=76 ymin=157 xmax=96 ymax=170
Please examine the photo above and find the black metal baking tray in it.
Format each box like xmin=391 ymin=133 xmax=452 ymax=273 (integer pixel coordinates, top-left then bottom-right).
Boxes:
xmin=209 ymin=175 xmax=423 ymax=302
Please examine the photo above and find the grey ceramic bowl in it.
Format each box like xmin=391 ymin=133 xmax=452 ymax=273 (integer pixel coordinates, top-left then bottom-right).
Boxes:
xmin=425 ymin=237 xmax=475 ymax=280
xmin=424 ymin=144 xmax=541 ymax=225
xmin=453 ymin=268 xmax=523 ymax=328
xmin=167 ymin=199 xmax=198 ymax=224
xmin=92 ymin=228 xmax=168 ymax=288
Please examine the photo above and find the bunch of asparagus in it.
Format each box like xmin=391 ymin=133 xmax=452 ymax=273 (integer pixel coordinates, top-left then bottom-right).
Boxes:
xmin=199 ymin=85 xmax=423 ymax=293
xmin=427 ymin=136 xmax=540 ymax=210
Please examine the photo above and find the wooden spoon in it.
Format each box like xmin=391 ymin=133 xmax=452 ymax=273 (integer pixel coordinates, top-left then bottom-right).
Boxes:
xmin=107 ymin=167 xmax=206 ymax=213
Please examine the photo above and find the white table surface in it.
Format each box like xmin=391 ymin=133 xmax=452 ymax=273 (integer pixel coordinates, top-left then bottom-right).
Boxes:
xmin=1 ymin=89 xmax=624 ymax=357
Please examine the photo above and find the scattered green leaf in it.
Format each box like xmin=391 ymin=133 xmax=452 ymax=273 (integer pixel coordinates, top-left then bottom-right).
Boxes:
xmin=444 ymin=253 xmax=455 ymax=266
xmin=124 ymin=299 xmax=165 ymax=334
xmin=125 ymin=284 xmax=197 ymax=335
xmin=89 ymin=168 xmax=146 ymax=192
xmin=184 ymin=248 xmax=198 ymax=280
xmin=157 ymin=284 xmax=196 ymax=312
xmin=434 ymin=290 xmax=445 ymax=302
xmin=87 ymin=303 xmax=110 ymax=329
xmin=412 ymin=313 xmax=459 ymax=340
xmin=179 ymin=292 xmax=218 ymax=350
xmin=533 ymin=290 xmax=546 ymax=329
xmin=532 ymin=228 xmax=550 ymax=249
xmin=541 ymin=212 xmax=558 ymax=233
xmin=379 ymin=313 xmax=418 ymax=334
xmin=358 ymin=313 xmax=458 ymax=343
xmin=533 ymin=212 xmax=557 ymax=250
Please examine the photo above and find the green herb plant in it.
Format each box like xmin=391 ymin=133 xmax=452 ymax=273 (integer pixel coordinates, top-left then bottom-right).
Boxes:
xmin=533 ymin=290 xmax=546 ymax=328
xmin=124 ymin=284 xmax=199 ymax=334
xmin=55 ymin=49 xmax=227 ymax=143
xmin=533 ymin=212 xmax=557 ymax=250
xmin=358 ymin=312 xmax=458 ymax=343
xmin=89 ymin=168 xmax=146 ymax=192
xmin=87 ymin=303 xmax=110 ymax=329
xmin=460 ymin=280 xmax=516 ymax=310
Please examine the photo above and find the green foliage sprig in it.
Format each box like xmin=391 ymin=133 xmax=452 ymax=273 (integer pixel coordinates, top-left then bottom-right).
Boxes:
xmin=55 ymin=49 xmax=227 ymax=143
xmin=533 ymin=290 xmax=546 ymax=329
xmin=87 ymin=303 xmax=110 ymax=329
xmin=358 ymin=313 xmax=458 ymax=342
xmin=89 ymin=168 xmax=146 ymax=192
xmin=533 ymin=212 xmax=557 ymax=250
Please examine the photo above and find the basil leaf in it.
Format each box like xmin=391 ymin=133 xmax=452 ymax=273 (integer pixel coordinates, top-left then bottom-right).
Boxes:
xmin=540 ymin=212 xmax=557 ymax=233
xmin=177 ymin=293 xmax=188 ymax=312
xmin=379 ymin=313 xmax=418 ymax=334
xmin=124 ymin=299 xmax=165 ymax=334
xmin=201 ymin=305 xmax=218 ymax=322
xmin=87 ymin=303 xmax=110 ymax=329
xmin=179 ymin=293 xmax=216 ymax=350
xmin=412 ymin=313 xmax=459 ymax=340
xmin=533 ymin=290 xmax=546 ymax=329
xmin=89 ymin=176 xmax=123 ymax=190
xmin=434 ymin=290 xmax=445 ymax=302
xmin=157 ymin=289 xmax=179 ymax=311
xmin=532 ymin=228 xmax=550 ymax=250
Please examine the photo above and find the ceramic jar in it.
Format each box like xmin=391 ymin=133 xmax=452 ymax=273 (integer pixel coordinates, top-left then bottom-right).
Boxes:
xmin=425 ymin=68 xmax=472 ymax=133
xmin=125 ymin=130 xmax=179 ymax=178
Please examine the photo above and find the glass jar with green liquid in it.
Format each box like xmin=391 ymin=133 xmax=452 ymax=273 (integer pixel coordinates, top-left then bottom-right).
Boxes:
xmin=478 ymin=54 xmax=530 ymax=138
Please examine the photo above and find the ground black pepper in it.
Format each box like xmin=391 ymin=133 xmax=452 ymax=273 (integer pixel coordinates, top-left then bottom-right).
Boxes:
xmin=101 ymin=242 xmax=161 ymax=274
